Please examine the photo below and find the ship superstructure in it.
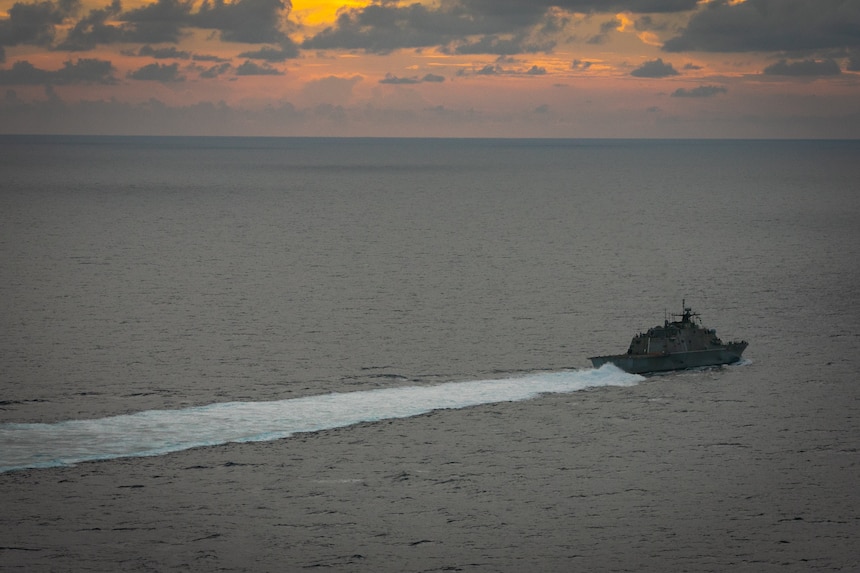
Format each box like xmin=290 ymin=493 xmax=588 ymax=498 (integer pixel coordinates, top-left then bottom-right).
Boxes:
xmin=589 ymin=301 xmax=747 ymax=374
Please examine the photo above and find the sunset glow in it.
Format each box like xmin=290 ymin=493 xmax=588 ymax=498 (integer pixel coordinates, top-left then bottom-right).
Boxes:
xmin=1 ymin=0 xmax=858 ymax=137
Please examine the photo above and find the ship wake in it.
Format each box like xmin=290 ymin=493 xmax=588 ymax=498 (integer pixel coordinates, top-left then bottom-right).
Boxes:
xmin=0 ymin=365 xmax=642 ymax=473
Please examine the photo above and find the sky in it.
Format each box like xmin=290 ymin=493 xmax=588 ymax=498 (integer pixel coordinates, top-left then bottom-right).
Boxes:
xmin=1 ymin=0 xmax=859 ymax=138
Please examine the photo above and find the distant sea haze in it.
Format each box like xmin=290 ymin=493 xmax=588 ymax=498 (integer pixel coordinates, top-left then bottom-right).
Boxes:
xmin=1 ymin=136 xmax=858 ymax=572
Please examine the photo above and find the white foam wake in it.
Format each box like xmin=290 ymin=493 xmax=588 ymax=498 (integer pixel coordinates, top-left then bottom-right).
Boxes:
xmin=0 ymin=365 xmax=642 ymax=473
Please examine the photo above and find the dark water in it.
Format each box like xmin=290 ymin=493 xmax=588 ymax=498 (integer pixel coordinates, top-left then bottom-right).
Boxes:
xmin=1 ymin=137 xmax=858 ymax=570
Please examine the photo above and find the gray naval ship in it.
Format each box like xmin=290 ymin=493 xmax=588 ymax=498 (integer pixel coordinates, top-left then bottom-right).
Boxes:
xmin=589 ymin=301 xmax=748 ymax=374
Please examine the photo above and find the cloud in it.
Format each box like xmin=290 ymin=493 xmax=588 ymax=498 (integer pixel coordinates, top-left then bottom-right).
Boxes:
xmin=2 ymin=61 xmax=51 ymax=84
xmin=0 ymin=57 xmax=117 ymax=85
xmin=302 ymin=2 xmax=557 ymax=55
xmin=192 ymin=53 xmax=229 ymax=63
xmin=587 ymin=16 xmax=621 ymax=45
xmin=300 ymin=74 xmax=362 ymax=107
xmin=57 ymin=0 xmax=194 ymax=50
xmin=560 ymin=0 xmax=700 ymax=12
xmin=137 ymin=45 xmax=191 ymax=59
xmin=630 ymin=58 xmax=679 ymax=77
xmin=55 ymin=0 xmax=123 ymax=51
xmin=762 ymin=58 xmax=842 ymax=77
xmin=663 ymin=0 xmax=860 ymax=53
xmin=849 ymin=51 xmax=860 ymax=72
xmin=379 ymin=72 xmax=447 ymax=84
xmin=461 ymin=0 xmax=700 ymax=17
xmin=634 ymin=15 xmax=669 ymax=33
xmin=55 ymin=0 xmax=297 ymax=49
xmin=235 ymin=60 xmax=283 ymax=75
xmin=379 ymin=73 xmax=420 ymax=85
xmin=127 ymin=61 xmax=185 ymax=82
xmin=0 ymin=0 xmax=77 ymax=49
xmin=671 ymin=84 xmax=727 ymax=97
xmin=302 ymin=3 xmax=465 ymax=54
xmin=194 ymin=0 xmax=292 ymax=44
xmin=199 ymin=62 xmax=230 ymax=78
xmin=2 ymin=0 xmax=782 ymax=67
xmin=450 ymin=34 xmax=556 ymax=56
xmin=237 ymin=44 xmax=298 ymax=62
xmin=571 ymin=59 xmax=593 ymax=70
xmin=302 ymin=0 xmax=702 ymax=55
xmin=121 ymin=0 xmax=193 ymax=44
xmin=476 ymin=64 xmax=501 ymax=75
xmin=457 ymin=61 xmax=554 ymax=77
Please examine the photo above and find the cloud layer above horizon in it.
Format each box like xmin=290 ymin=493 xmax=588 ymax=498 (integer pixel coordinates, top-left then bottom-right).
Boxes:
xmin=1 ymin=0 xmax=859 ymax=137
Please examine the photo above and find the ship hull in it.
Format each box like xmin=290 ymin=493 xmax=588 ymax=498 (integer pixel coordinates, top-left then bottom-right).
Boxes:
xmin=590 ymin=343 xmax=747 ymax=375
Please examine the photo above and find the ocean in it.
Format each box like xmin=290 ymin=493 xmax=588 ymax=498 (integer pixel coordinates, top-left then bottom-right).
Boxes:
xmin=1 ymin=136 xmax=858 ymax=571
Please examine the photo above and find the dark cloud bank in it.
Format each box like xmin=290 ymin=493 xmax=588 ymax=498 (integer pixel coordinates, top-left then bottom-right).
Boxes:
xmin=1 ymin=0 xmax=858 ymax=80
xmin=663 ymin=0 xmax=860 ymax=54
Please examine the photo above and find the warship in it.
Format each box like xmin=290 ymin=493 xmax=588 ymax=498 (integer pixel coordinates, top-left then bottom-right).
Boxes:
xmin=589 ymin=301 xmax=748 ymax=374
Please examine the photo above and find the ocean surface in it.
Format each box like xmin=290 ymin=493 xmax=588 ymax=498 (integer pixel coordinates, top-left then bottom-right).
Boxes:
xmin=1 ymin=136 xmax=858 ymax=571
